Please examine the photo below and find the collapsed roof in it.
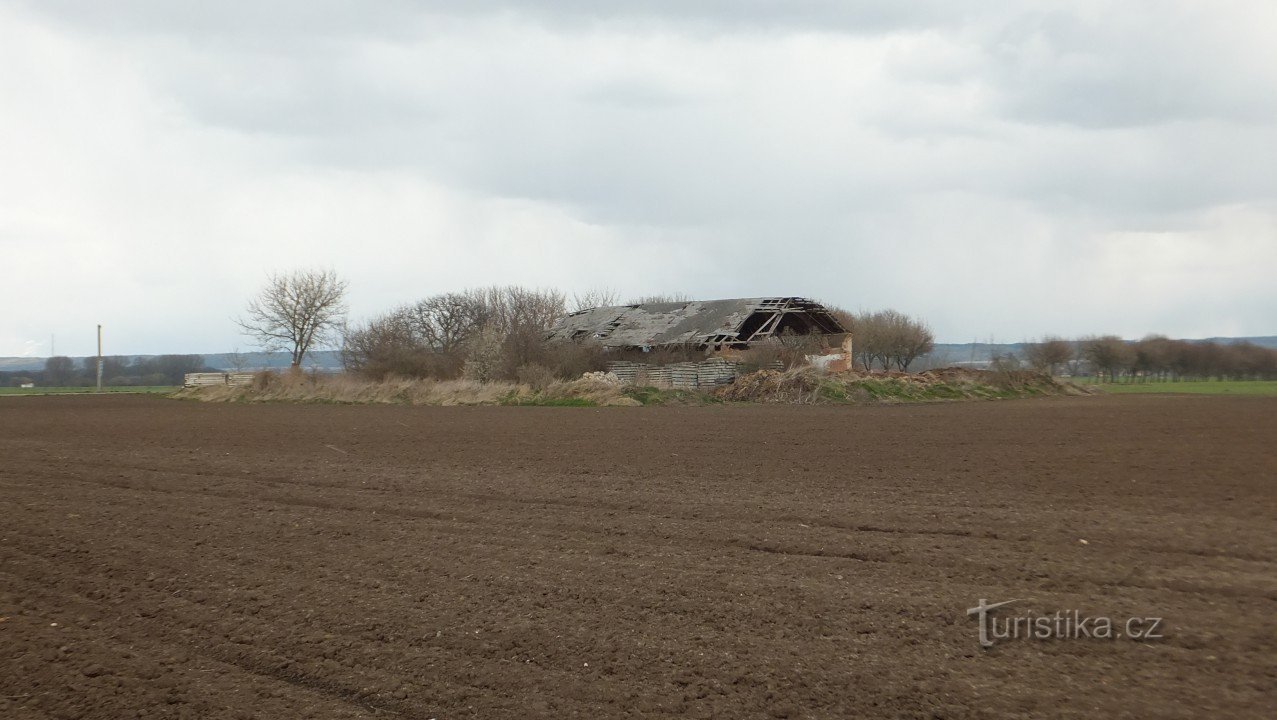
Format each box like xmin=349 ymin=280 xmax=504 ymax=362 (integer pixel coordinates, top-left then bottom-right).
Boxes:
xmin=546 ymin=297 xmax=846 ymax=350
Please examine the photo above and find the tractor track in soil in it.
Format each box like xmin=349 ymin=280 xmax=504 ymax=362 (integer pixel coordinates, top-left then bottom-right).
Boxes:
xmin=2 ymin=394 xmax=1275 ymax=718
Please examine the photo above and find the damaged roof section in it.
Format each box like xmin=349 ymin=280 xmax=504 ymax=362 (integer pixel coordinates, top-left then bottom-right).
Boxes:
xmin=546 ymin=297 xmax=846 ymax=350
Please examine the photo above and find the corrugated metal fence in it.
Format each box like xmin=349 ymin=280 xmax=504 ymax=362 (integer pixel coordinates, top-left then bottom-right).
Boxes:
xmin=183 ymin=372 xmax=255 ymax=388
xmin=607 ymin=358 xmax=739 ymax=389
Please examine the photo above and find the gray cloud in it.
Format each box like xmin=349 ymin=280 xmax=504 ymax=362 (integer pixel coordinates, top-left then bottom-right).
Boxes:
xmin=15 ymin=0 xmax=995 ymax=38
xmin=1 ymin=0 xmax=1274 ymax=356
xmin=986 ymin=5 xmax=1277 ymax=128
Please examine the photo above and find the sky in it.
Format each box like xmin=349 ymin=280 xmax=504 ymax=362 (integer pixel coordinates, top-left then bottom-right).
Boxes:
xmin=2 ymin=0 xmax=1275 ymax=357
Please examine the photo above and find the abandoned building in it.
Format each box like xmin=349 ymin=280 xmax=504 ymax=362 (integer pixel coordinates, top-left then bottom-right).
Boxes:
xmin=546 ymin=297 xmax=846 ymax=351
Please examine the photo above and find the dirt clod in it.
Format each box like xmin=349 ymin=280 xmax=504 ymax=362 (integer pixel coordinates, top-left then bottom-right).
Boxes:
xmin=1 ymin=394 xmax=1274 ymax=718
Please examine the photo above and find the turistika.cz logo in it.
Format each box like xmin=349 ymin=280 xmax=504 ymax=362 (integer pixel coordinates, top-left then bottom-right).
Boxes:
xmin=967 ymin=599 xmax=1164 ymax=648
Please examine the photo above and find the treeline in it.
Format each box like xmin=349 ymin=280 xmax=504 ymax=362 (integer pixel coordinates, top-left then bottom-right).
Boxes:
xmin=1020 ymin=336 xmax=1277 ymax=381
xmin=831 ymin=309 xmax=935 ymax=371
xmin=341 ymin=286 xmax=606 ymax=385
xmin=5 ymin=355 xmax=214 ymax=388
xmin=340 ymin=283 xmax=940 ymax=382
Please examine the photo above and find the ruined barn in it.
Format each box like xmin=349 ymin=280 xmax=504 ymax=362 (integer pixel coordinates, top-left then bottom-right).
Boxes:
xmin=546 ymin=297 xmax=846 ymax=351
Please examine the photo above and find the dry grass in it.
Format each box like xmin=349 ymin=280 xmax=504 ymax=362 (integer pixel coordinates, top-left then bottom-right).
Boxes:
xmin=714 ymin=367 xmax=1088 ymax=404
xmin=175 ymin=371 xmax=633 ymax=407
xmin=177 ymin=368 xmax=1086 ymax=408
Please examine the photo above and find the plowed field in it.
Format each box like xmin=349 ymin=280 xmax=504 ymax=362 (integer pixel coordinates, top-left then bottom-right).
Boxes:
xmin=2 ymin=395 xmax=1274 ymax=718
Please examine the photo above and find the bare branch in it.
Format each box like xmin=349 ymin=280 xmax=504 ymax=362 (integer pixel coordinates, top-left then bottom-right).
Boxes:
xmin=237 ymin=269 xmax=349 ymax=367
xmin=571 ymin=287 xmax=620 ymax=312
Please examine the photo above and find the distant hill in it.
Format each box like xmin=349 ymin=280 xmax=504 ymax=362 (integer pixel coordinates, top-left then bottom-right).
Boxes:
xmin=917 ymin=336 xmax=1277 ymax=370
xmin=200 ymin=350 xmax=343 ymax=372
xmin=918 ymin=343 xmax=1024 ymax=369
xmin=926 ymin=336 xmax=1277 ymax=363
xmin=0 ymin=350 xmax=344 ymax=374
xmin=1201 ymin=336 xmax=1277 ymax=349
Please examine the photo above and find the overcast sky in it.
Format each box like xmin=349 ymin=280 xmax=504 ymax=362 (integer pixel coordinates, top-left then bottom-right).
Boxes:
xmin=3 ymin=1 xmax=1275 ymax=356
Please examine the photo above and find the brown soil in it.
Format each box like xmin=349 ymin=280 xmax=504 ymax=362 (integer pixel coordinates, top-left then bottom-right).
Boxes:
xmin=2 ymin=395 xmax=1274 ymax=719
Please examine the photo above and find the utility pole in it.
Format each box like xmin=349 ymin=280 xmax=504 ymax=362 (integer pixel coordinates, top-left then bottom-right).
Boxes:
xmin=96 ymin=325 xmax=103 ymax=391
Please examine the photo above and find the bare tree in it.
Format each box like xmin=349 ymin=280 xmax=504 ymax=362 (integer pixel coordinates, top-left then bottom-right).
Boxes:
xmin=481 ymin=286 xmax=568 ymax=374
xmin=238 ymin=269 xmax=348 ymax=368
xmin=1232 ymin=341 xmax=1277 ymax=380
xmin=776 ymin=329 xmax=827 ymax=368
xmin=341 ymin=285 xmax=567 ymax=382
xmin=1024 ymin=336 xmax=1072 ymax=375
xmin=1082 ymin=335 xmax=1133 ymax=382
xmin=227 ymin=347 xmax=249 ymax=373
xmin=844 ymin=309 xmax=934 ymax=371
xmin=1133 ymin=335 xmax=1174 ymax=382
xmin=462 ymin=322 xmax=505 ymax=382
xmin=1065 ymin=340 xmax=1086 ymax=377
xmin=401 ymin=293 xmax=488 ymax=353
xmin=471 ymin=285 xmax=566 ymax=339
xmin=44 ymin=356 xmax=76 ymax=386
xmin=835 ymin=311 xmax=878 ymax=371
xmin=342 ymin=312 xmax=460 ymax=380
xmin=628 ymin=292 xmax=693 ymax=305
xmin=571 ymin=287 xmax=620 ymax=312
xmin=886 ymin=311 xmax=935 ymax=371
xmin=154 ymin=355 xmax=208 ymax=385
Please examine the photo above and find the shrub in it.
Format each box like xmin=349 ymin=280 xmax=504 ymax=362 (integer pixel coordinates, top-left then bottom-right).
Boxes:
xmin=463 ymin=324 xmax=505 ymax=382
xmin=531 ymin=340 xmax=608 ymax=379
xmin=516 ymin=363 xmax=557 ymax=391
xmin=736 ymin=341 xmax=784 ymax=373
xmin=775 ymin=330 xmax=828 ymax=368
xmin=252 ymin=370 xmax=279 ymax=391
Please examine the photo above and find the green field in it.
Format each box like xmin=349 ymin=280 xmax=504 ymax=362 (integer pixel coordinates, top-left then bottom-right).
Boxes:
xmin=1067 ymin=379 xmax=1277 ymax=396
xmin=0 ymin=386 xmax=178 ymax=397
